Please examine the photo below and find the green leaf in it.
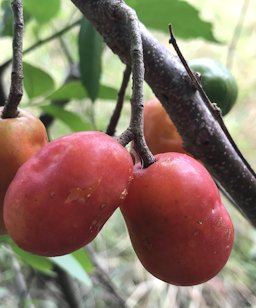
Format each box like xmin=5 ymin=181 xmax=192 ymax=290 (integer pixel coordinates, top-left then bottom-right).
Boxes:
xmin=126 ymin=0 xmax=218 ymax=42
xmin=23 ymin=0 xmax=61 ymax=24
xmin=0 ymin=1 xmax=32 ymax=37
xmin=23 ymin=62 xmax=55 ymax=99
xmin=0 ymin=1 xmax=13 ymax=37
xmin=47 ymin=81 xmax=123 ymax=101
xmin=10 ymin=241 xmax=53 ymax=274
xmin=40 ymin=104 xmax=92 ymax=132
xmin=47 ymin=81 xmax=87 ymax=101
xmin=71 ymin=249 xmax=94 ymax=273
xmin=99 ymin=85 xmax=119 ymax=100
xmin=50 ymin=254 xmax=92 ymax=287
xmin=78 ymin=18 xmax=103 ymax=102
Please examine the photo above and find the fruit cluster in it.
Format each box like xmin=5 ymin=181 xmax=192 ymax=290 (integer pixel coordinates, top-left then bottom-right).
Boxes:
xmin=1 ymin=105 xmax=234 ymax=286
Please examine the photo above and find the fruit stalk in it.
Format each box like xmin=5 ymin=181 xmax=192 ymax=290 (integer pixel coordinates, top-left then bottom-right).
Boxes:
xmin=2 ymin=0 xmax=24 ymax=119
xmin=117 ymin=5 xmax=155 ymax=168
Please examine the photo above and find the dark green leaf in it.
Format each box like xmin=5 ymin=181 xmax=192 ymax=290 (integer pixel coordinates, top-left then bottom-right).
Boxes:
xmin=71 ymin=249 xmax=94 ymax=273
xmin=23 ymin=62 xmax=55 ymax=99
xmin=0 ymin=1 xmax=32 ymax=37
xmin=50 ymin=254 xmax=92 ymax=287
xmin=0 ymin=1 xmax=13 ymax=37
xmin=126 ymin=0 xmax=219 ymax=42
xmin=10 ymin=241 xmax=54 ymax=274
xmin=47 ymin=81 xmax=87 ymax=101
xmin=23 ymin=0 xmax=61 ymax=24
xmin=79 ymin=18 xmax=103 ymax=102
xmin=40 ymin=104 xmax=92 ymax=132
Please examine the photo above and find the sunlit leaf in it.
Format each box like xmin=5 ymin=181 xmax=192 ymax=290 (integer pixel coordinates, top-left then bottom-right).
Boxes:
xmin=50 ymin=254 xmax=92 ymax=287
xmin=71 ymin=249 xmax=94 ymax=273
xmin=126 ymin=0 xmax=219 ymax=42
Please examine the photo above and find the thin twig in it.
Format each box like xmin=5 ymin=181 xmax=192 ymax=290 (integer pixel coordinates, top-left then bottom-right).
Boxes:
xmin=59 ymin=36 xmax=74 ymax=66
xmin=106 ymin=65 xmax=131 ymax=136
xmin=0 ymin=18 xmax=82 ymax=74
xmin=226 ymin=0 xmax=250 ymax=69
xmin=85 ymin=246 xmax=127 ymax=307
xmin=117 ymin=5 xmax=155 ymax=168
xmin=2 ymin=0 xmax=24 ymax=118
xmin=168 ymin=25 xmax=256 ymax=180
xmin=54 ymin=265 xmax=82 ymax=308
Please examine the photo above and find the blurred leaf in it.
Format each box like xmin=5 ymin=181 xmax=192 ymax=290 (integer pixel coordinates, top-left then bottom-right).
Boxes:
xmin=23 ymin=62 xmax=55 ymax=99
xmin=126 ymin=0 xmax=219 ymax=42
xmin=40 ymin=104 xmax=92 ymax=132
xmin=0 ymin=1 xmax=31 ymax=37
xmin=23 ymin=0 xmax=60 ymax=24
xmin=47 ymin=81 xmax=123 ymax=101
xmin=71 ymin=248 xmax=94 ymax=273
xmin=47 ymin=81 xmax=87 ymax=101
xmin=50 ymin=254 xmax=92 ymax=287
xmin=79 ymin=18 xmax=103 ymax=102
xmin=99 ymin=85 xmax=119 ymax=100
xmin=10 ymin=241 xmax=54 ymax=274
xmin=0 ymin=1 xmax=13 ymax=37
xmin=0 ymin=234 xmax=10 ymax=243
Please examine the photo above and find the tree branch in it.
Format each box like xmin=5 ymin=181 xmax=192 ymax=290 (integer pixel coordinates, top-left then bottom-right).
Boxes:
xmin=69 ymin=0 xmax=256 ymax=225
xmin=2 ymin=0 xmax=24 ymax=118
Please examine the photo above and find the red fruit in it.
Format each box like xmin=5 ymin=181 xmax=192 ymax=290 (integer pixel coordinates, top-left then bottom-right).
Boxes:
xmin=120 ymin=153 xmax=234 ymax=286
xmin=144 ymin=98 xmax=187 ymax=155
xmin=4 ymin=131 xmax=133 ymax=256
xmin=0 ymin=107 xmax=48 ymax=234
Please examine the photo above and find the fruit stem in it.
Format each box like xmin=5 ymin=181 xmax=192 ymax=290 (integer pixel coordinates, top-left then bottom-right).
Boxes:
xmin=2 ymin=0 xmax=24 ymax=119
xmin=117 ymin=5 xmax=155 ymax=168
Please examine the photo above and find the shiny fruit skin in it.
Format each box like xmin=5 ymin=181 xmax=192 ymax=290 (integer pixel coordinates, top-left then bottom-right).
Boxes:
xmin=120 ymin=153 xmax=234 ymax=286
xmin=4 ymin=131 xmax=133 ymax=256
xmin=143 ymin=98 xmax=186 ymax=155
xmin=0 ymin=107 xmax=48 ymax=234
xmin=189 ymin=58 xmax=238 ymax=116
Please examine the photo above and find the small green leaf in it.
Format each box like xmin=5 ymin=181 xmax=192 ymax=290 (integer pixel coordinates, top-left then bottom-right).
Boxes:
xmin=23 ymin=0 xmax=61 ymax=24
xmin=126 ymin=0 xmax=219 ymax=42
xmin=99 ymin=85 xmax=119 ymax=100
xmin=40 ymin=104 xmax=92 ymax=132
xmin=79 ymin=18 xmax=103 ymax=102
xmin=71 ymin=249 xmax=94 ymax=273
xmin=50 ymin=254 xmax=92 ymax=287
xmin=47 ymin=81 xmax=87 ymax=101
xmin=23 ymin=62 xmax=55 ymax=99
xmin=10 ymin=241 xmax=54 ymax=274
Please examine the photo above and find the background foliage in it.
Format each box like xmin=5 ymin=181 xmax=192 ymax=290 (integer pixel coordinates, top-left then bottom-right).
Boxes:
xmin=0 ymin=0 xmax=255 ymax=307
